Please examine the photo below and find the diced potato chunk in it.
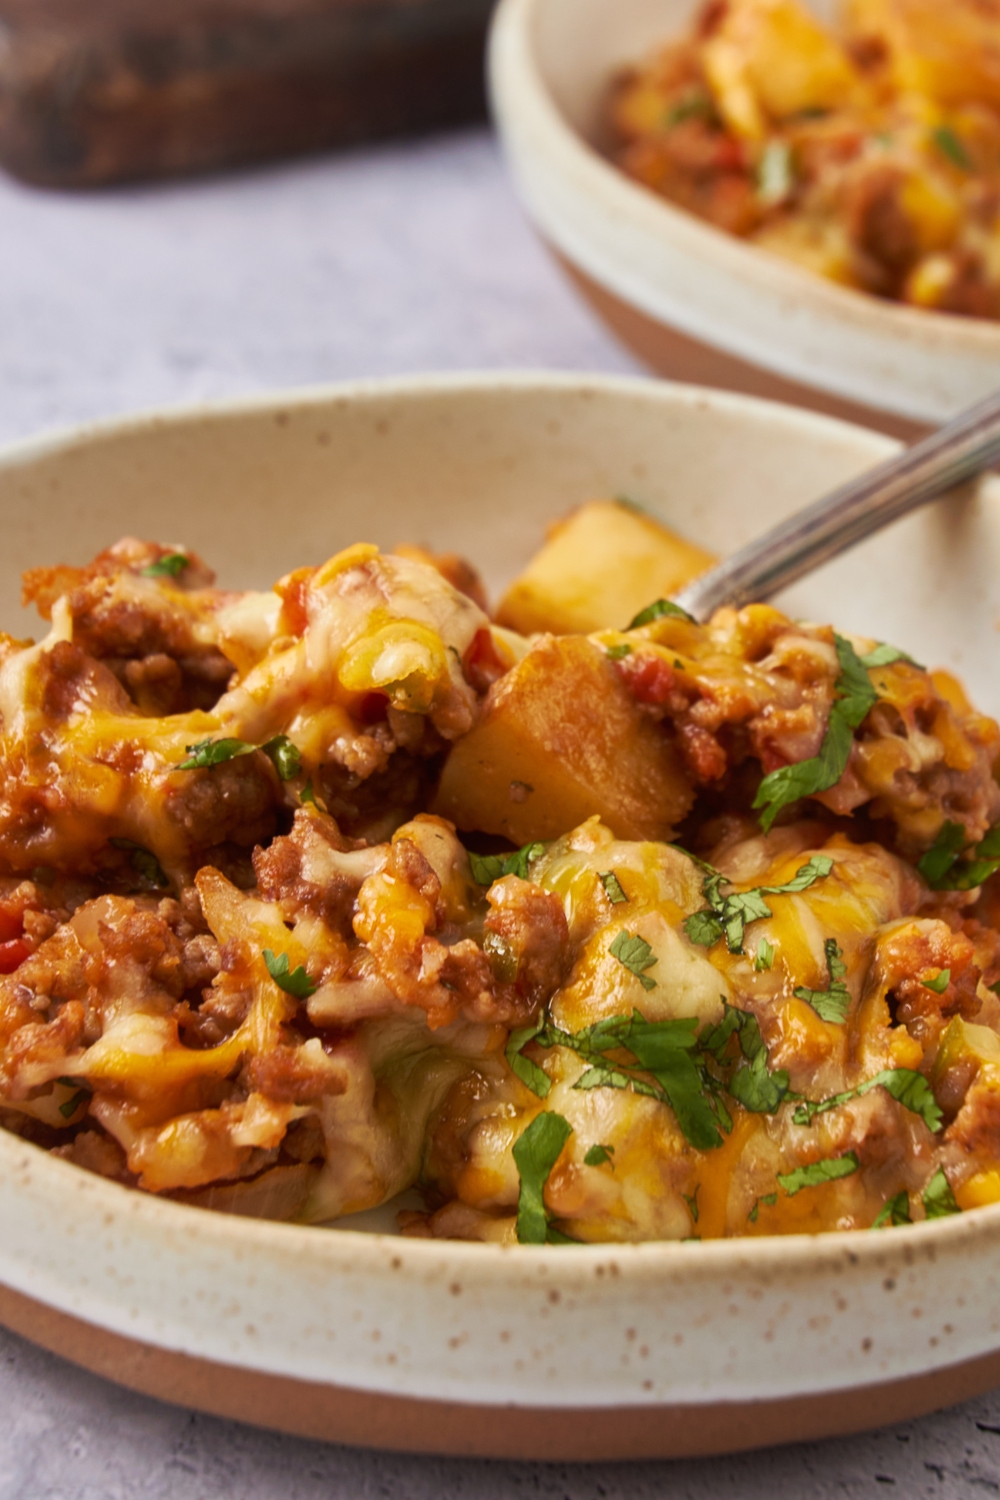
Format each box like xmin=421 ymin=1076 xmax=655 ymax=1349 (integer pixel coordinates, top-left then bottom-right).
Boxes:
xmin=703 ymin=0 xmax=860 ymax=139
xmin=495 ymin=500 xmax=715 ymax=637
xmin=846 ymin=0 xmax=1000 ymax=109
xmin=432 ymin=635 xmax=692 ymax=844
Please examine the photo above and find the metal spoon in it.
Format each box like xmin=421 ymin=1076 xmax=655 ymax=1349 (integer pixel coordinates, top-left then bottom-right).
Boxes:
xmin=672 ymin=388 xmax=1000 ymax=623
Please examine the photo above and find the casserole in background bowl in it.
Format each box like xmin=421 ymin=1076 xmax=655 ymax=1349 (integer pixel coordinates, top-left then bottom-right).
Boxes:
xmin=488 ymin=0 xmax=1000 ymax=438
xmin=4 ymin=372 xmax=1000 ymax=1457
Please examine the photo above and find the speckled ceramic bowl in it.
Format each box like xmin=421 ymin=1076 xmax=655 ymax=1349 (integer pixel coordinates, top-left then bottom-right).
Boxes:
xmin=3 ymin=373 xmax=1000 ymax=1458
xmin=488 ymin=0 xmax=1000 ymax=438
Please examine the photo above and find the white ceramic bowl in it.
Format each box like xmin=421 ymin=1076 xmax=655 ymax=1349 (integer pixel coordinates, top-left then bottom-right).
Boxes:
xmin=489 ymin=0 xmax=1000 ymax=437
xmin=3 ymin=373 xmax=1000 ymax=1460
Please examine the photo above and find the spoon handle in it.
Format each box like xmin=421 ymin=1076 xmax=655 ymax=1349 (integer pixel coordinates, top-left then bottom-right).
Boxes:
xmin=672 ymin=388 xmax=1000 ymax=623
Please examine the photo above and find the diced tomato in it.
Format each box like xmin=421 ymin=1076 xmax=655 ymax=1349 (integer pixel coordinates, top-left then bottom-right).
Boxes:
xmin=0 ymin=938 xmax=30 ymax=973
xmin=0 ymin=907 xmax=23 ymax=944
xmin=615 ymin=652 xmax=676 ymax=706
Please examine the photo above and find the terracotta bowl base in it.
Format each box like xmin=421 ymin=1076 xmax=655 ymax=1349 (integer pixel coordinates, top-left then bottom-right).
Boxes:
xmin=555 ymin=251 xmax=930 ymax=444
xmin=2 ymin=1280 xmax=998 ymax=1459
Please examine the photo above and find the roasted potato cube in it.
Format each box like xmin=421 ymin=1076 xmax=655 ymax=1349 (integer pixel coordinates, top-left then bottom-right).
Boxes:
xmin=495 ymin=499 xmax=715 ymax=637
xmin=846 ymin=0 xmax=1000 ymax=109
xmin=704 ymin=0 xmax=860 ymax=139
xmin=432 ymin=634 xmax=693 ymax=843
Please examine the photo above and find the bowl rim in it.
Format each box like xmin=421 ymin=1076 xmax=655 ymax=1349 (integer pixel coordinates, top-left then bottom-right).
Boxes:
xmin=0 ymin=366 xmax=997 ymax=1293
xmin=488 ymin=0 xmax=1000 ymax=420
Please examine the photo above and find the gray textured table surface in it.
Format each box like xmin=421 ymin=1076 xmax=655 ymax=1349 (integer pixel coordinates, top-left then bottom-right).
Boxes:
xmin=0 ymin=126 xmax=999 ymax=1500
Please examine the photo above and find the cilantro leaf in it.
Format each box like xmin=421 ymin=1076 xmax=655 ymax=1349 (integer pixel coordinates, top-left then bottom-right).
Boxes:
xmin=700 ymin=1003 xmax=789 ymax=1115
xmin=57 ymin=1077 xmax=92 ymax=1119
xmin=682 ymin=1186 xmax=699 ymax=1223
xmin=469 ymin=852 xmax=505 ymax=885
xmin=664 ymin=92 xmax=716 ymax=128
xmin=262 ymin=948 xmax=317 ymax=999
xmin=755 ymin=939 xmax=774 ymax=971
xmin=141 ymin=552 xmax=190 ymax=579
xmin=748 ymin=1191 xmax=777 ymax=1224
xmin=513 ymin=1111 xmax=573 ymax=1244
xmin=860 ymin=643 xmax=919 ymax=669
xmin=627 ymin=598 xmax=695 ymax=629
xmin=606 ymin=643 xmax=633 ymax=661
xmin=505 ymin=842 xmax=546 ymax=881
xmin=505 ymin=1023 xmax=552 ymax=1098
xmin=793 ymin=1067 xmax=942 ymax=1133
xmin=176 ymin=737 xmax=256 ymax=770
xmin=754 ymin=635 xmax=876 ymax=832
xmin=777 ymin=1152 xmax=859 ymax=1196
xmin=922 ymin=1166 xmax=960 ymax=1219
xmin=609 ymin=929 xmax=658 ymax=990
xmin=599 ymin=871 xmax=629 ymax=904
xmin=584 ymin=1143 xmax=615 ymax=1168
xmin=918 ymin=821 xmax=1000 ymax=891
xmin=872 ymin=1190 xmax=911 ymax=1229
xmin=923 ymin=969 xmax=951 ymax=995
xmin=261 ymin=735 xmax=302 ymax=781
xmin=109 ymin=837 xmax=169 ymax=890
xmin=684 ymin=910 xmax=724 ymax=947
xmin=729 ymin=1051 xmax=790 ymax=1114
xmin=300 ymin=780 xmax=317 ymax=806
xmin=933 ymin=124 xmax=971 ymax=169
xmin=627 ymin=1018 xmax=723 ymax=1149
xmin=794 ymin=938 xmax=851 ymax=1023
xmin=469 ymin=841 xmax=545 ymax=887
xmin=685 ymin=855 xmax=833 ymax=955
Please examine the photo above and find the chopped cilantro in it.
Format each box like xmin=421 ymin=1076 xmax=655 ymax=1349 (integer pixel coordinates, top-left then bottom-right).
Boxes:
xmin=922 ymin=969 xmax=951 ymax=995
xmin=664 ymin=92 xmax=716 ymax=128
xmin=57 ymin=1077 xmax=92 ymax=1119
xmin=505 ymin=1022 xmax=552 ymax=1098
xmin=918 ymin=821 xmax=1000 ymax=891
xmin=176 ymin=737 xmax=256 ymax=770
xmin=261 ymin=735 xmax=302 ymax=781
xmin=922 ymin=1167 xmax=960 ymax=1219
xmin=755 ymin=939 xmax=774 ymax=971
xmin=141 ymin=552 xmax=189 ymax=579
xmin=860 ymin=642 xmax=920 ymax=669
xmin=933 ymin=124 xmax=971 ymax=169
xmin=300 ymin=779 xmax=317 ymax=806
xmin=753 ymin=635 xmax=876 ymax=832
xmin=519 ymin=1009 xmax=724 ymax=1151
xmin=748 ymin=1192 xmax=777 ymax=1224
xmin=262 ymin=948 xmax=317 ymax=999
xmin=513 ymin=1111 xmax=573 ymax=1244
xmin=777 ymin=1152 xmax=859 ymax=1196
xmin=627 ymin=598 xmax=695 ymax=629
xmin=606 ymin=643 xmax=633 ymax=661
xmin=684 ymin=855 xmax=833 ymax=955
xmin=599 ymin=870 xmax=629 ymax=905
xmin=872 ymin=1191 xmax=911 ymax=1229
xmin=109 ymin=837 xmax=169 ymax=890
xmin=699 ymin=1002 xmax=790 ymax=1115
xmin=469 ymin=841 xmax=545 ymax=886
xmin=682 ymin=1186 xmax=700 ymax=1223
xmin=609 ymin=929 xmax=658 ymax=990
xmin=794 ymin=938 xmax=851 ymax=1023
xmin=793 ymin=1068 xmax=942 ymax=1133
xmin=584 ymin=1143 xmax=615 ymax=1169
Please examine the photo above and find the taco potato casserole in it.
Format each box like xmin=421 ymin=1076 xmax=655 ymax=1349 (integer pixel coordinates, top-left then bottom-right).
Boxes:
xmin=3 ymin=499 xmax=1000 ymax=1245
xmin=610 ymin=0 xmax=1000 ymax=318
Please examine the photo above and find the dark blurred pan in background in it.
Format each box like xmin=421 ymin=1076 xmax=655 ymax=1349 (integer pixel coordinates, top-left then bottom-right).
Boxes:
xmin=0 ymin=0 xmax=494 ymax=187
